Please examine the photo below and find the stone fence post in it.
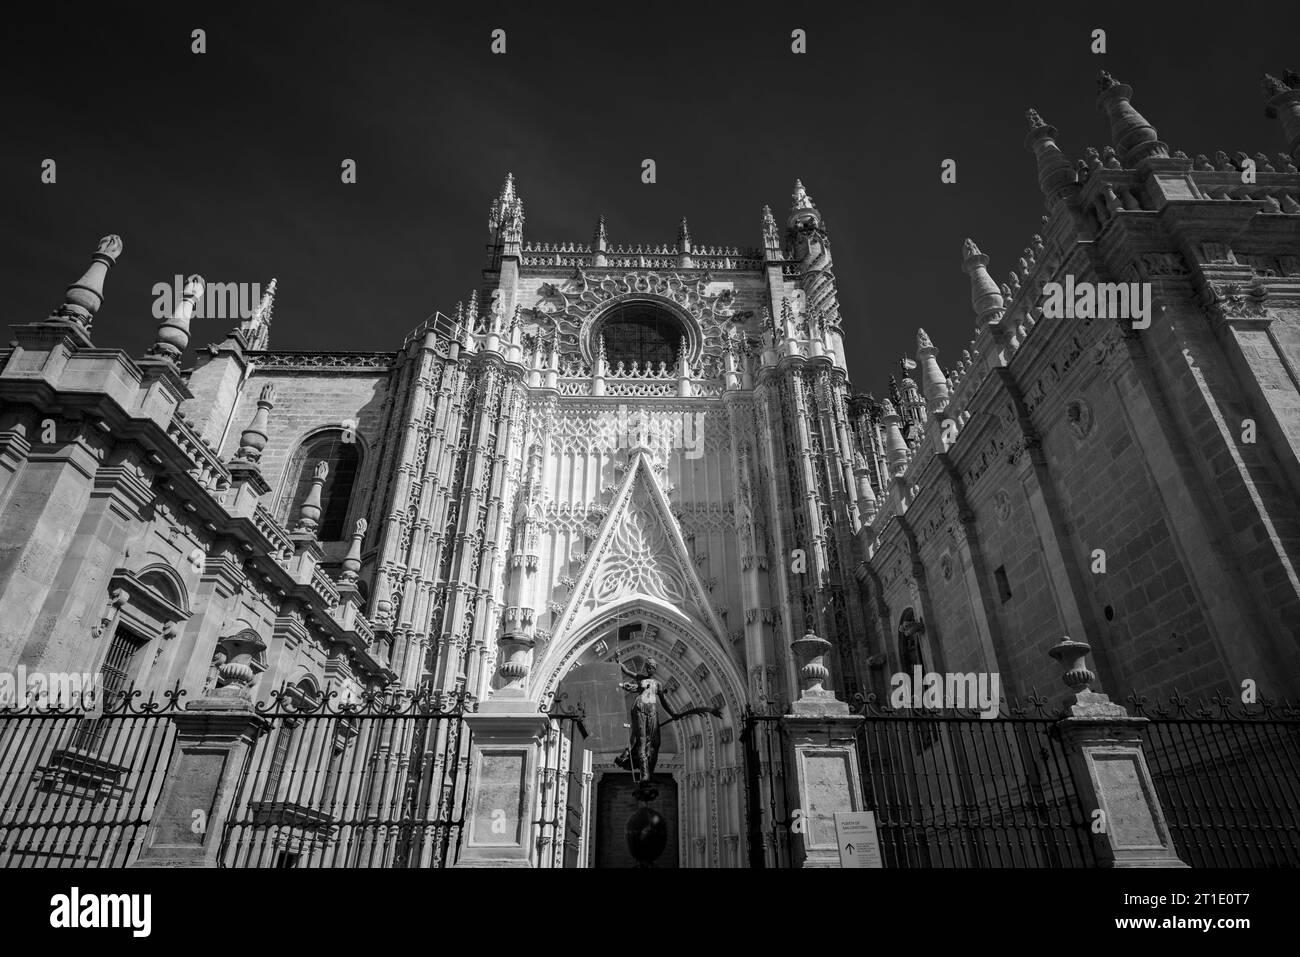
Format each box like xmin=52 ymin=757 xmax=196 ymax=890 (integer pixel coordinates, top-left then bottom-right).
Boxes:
xmin=1049 ymin=637 xmax=1188 ymax=868
xmin=131 ymin=636 xmax=268 ymax=867
xmin=779 ymin=631 xmax=867 ymax=868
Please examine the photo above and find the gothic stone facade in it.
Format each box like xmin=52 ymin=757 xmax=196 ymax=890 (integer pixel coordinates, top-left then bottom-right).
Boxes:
xmin=853 ymin=72 xmax=1300 ymax=709
xmin=1 ymin=70 xmax=1299 ymax=865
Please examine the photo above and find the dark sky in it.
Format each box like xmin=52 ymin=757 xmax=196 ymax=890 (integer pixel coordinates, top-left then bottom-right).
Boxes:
xmin=3 ymin=1 xmax=1296 ymax=396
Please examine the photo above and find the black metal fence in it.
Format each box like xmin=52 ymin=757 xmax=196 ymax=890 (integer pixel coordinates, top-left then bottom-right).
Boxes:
xmin=5 ymin=686 xmax=1296 ymax=868
xmin=740 ymin=693 xmax=1300 ymax=868
xmin=1130 ymin=694 xmax=1300 ymax=868
xmin=218 ymin=687 xmax=474 ymax=868
xmin=0 ymin=691 xmax=180 ymax=867
xmin=740 ymin=712 xmax=794 ymax=868
xmin=534 ymin=699 xmax=589 ymax=868
xmin=852 ymin=696 xmax=1096 ymax=868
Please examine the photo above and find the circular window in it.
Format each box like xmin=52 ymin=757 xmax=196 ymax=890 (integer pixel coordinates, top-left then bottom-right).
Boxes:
xmin=595 ymin=301 xmax=687 ymax=370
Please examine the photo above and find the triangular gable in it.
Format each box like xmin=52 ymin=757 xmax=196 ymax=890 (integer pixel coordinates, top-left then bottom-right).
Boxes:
xmin=550 ymin=448 xmax=727 ymax=645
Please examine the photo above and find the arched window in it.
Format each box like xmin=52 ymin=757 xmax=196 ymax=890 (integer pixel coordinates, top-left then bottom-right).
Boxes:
xmin=595 ymin=301 xmax=687 ymax=370
xmin=286 ymin=432 xmax=360 ymax=540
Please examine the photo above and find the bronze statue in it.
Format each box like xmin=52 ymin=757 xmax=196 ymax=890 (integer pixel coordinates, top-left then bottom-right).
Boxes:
xmin=613 ymin=652 xmax=721 ymax=796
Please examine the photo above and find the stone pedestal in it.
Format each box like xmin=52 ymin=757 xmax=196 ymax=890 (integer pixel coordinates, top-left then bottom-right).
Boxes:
xmin=780 ymin=631 xmax=868 ymax=868
xmin=130 ymin=695 xmax=268 ymax=867
xmin=455 ymin=702 xmax=550 ymax=868
xmin=1056 ymin=692 xmax=1187 ymax=868
xmin=1049 ymin=637 xmax=1187 ymax=868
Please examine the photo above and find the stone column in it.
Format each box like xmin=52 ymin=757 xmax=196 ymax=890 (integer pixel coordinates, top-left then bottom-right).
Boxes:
xmin=455 ymin=702 xmax=550 ymax=867
xmin=779 ymin=631 xmax=867 ymax=868
xmin=131 ymin=635 xmax=269 ymax=867
xmin=1049 ymin=637 xmax=1188 ymax=868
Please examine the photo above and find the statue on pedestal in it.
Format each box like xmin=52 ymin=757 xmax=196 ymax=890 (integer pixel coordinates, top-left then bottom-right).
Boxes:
xmin=613 ymin=652 xmax=720 ymax=801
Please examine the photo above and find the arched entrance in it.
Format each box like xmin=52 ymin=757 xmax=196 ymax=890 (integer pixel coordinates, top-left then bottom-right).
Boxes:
xmin=533 ymin=600 xmax=750 ymax=868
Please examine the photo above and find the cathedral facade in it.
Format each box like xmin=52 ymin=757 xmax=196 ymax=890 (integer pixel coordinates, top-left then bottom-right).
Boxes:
xmin=1 ymin=69 xmax=1298 ymax=867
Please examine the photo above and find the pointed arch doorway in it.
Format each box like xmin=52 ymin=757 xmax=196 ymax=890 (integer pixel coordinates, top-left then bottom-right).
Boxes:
xmin=537 ymin=602 xmax=750 ymax=868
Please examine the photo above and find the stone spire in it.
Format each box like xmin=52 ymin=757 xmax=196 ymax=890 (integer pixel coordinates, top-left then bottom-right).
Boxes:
xmin=593 ymin=215 xmax=609 ymax=266
xmin=897 ymin=365 xmax=925 ymax=432
xmin=1096 ymin=71 xmax=1168 ymax=168
xmin=49 ymin=234 xmax=123 ymax=339
xmin=1264 ymin=71 xmax=1300 ymax=165
xmin=294 ymin=461 xmax=329 ymax=535
xmin=676 ymin=216 xmax=692 ymax=252
xmin=788 ymin=178 xmax=821 ymax=230
xmin=147 ymin=275 xmax=203 ymax=363
xmin=962 ymin=239 xmax=1006 ymax=328
xmin=488 ymin=173 xmax=525 ymax=250
xmin=1024 ymin=109 xmax=1079 ymax=204
xmin=761 ymin=204 xmax=781 ymax=258
xmin=239 ymin=278 xmax=276 ymax=350
xmin=916 ymin=328 xmax=950 ymax=414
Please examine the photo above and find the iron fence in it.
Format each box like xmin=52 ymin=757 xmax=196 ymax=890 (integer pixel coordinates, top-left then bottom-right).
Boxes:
xmin=1130 ymin=693 xmax=1300 ymax=867
xmin=0 ymin=690 xmax=181 ymax=867
xmin=534 ymin=694 xmax=589 ymax=868
xmin=218 ymin=687 xmax=474 ymax=868
xmin=851 ymin=694 xmax=1097 ymax=868
xmin=740 ymin=711 xmax=794 ymax=868
xmin=4 ymin=685 xmax=1296 ymax=868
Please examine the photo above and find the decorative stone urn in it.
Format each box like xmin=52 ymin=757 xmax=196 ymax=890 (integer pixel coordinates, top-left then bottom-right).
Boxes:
xmin=212 ymin=630 xmax=266 ymax=703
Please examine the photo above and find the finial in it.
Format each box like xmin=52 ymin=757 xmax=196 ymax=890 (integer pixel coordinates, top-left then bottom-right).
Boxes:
xmin=340 ymin=517 xmax=367 ymax=582
xmin=252 ymin=278 xmax=277 ymax=323
xmin=51 ymin=234 xmax=124 ymax=333
xmin=791 ymin=179 xmax=815 ymax=209
xmin=294 ymin=460 xmax=329 ymax=535
xmin=1096 ymin=70 xmax=1168 ymax=167
xmin=917 ymin=328 xmax=949 ymax=413
xmin=593 ymin=214 xmax=608 ymax=248
xmin=761 ymin=204 xmax=780 ymax=250
xmin=373 ymin=567 xmax=393 ymax=624
xmin=148 ymin=274 xmax=203 ymax=362
xmin=241 ymin=277 xmax=276 ymax=349
xmin=1024 ymin=107 xmax=1078 ymax=201
xmin=230 ymin=382 xmax=277 ymax=466
xmin=961 ymin=236 xmax=1005 ymax=325
xmin=676 ymin=216 xmax=692 ymax=250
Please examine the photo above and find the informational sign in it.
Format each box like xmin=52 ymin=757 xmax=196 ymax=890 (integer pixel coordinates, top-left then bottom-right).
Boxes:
xmin=834 ymin=811 xmax=883 ymax=868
